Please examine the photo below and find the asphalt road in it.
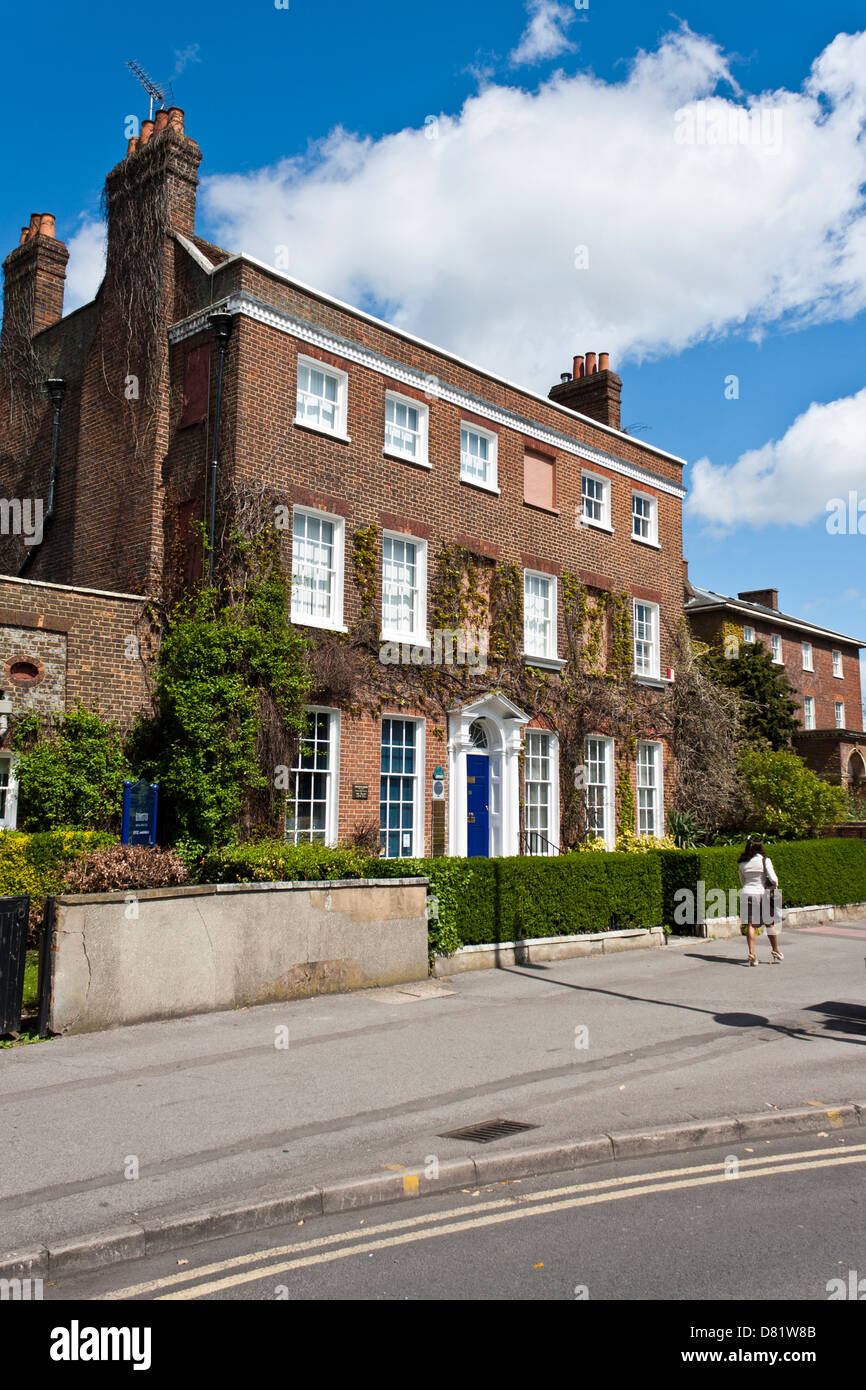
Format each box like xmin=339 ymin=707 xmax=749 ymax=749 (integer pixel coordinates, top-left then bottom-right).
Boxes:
xmin=45 ymin=1129 xmax=866 ymax=1302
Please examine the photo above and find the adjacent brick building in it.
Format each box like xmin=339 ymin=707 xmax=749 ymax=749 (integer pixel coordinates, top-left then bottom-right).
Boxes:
xmin=685 ymin=583 xmax=866 ymax=801
xmin=1 ymin=109 xmax=689 ymax=852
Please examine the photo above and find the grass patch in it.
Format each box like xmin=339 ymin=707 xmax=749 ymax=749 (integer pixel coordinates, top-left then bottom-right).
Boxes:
xmin=23 ymin=950 xmax=39 ymax=1008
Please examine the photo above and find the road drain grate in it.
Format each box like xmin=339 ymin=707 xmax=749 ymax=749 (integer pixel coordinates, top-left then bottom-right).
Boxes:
xmin=437 ymin=1118 xmax=539 ymax=1145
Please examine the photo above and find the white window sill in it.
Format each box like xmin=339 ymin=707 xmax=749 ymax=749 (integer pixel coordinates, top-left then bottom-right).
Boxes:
xmin=833 ymin=673 xmax=844 ymax=679
xmin=291 ymin=617 xmax=348 ymax=634
xmin=383 ymin=449 xmax=431 ymax=469
xmin=380 ymin=631 xmax=431 ymax=648
xmin=460 ymin=475 xmax=500 ymax=496
xmin=579 ymin=517 xmax=614 ymax=535
xmin=294 ymin=420 xmax=352 ymax=444
xmin=633 ymin=673 xmax=666 ymax=688
xmin=631 ymin=534 xmax=661 ymax=550
xmin=772 ymin=659 xmax=784 ymax=665
xmin=523 ymin=652 xmax=567 ymax=672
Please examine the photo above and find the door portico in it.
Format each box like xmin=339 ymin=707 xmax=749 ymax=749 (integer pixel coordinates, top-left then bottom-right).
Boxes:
xmin=447 ymin=692 xmax=530 ymax=857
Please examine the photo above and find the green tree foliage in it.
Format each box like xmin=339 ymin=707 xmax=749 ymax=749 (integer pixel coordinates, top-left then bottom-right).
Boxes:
xmin=700 ymin=640 xmax=799 ymax=750
xmin=739 ymin=747 xmax=848 ymax=837
xmin=129 ymin=525 xmax=310 ymax=849
xmin=12 ymin=706 xmax=130 ymax=832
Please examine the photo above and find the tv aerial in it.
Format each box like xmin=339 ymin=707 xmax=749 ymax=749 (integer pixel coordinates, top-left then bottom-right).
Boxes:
xmin=126 ymin=60 xmax=174 ymax=119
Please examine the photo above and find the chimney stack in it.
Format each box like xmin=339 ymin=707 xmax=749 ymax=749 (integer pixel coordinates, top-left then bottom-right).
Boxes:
xmin=2 ymin=211 xmax=69 ymax=353
xmin=737 ymin=588 xmax=779 ymax=611
xmin=549 ymin=349 xmax=623 ymax=431
xmin=105 ymin=106 xmax=200 ymax=243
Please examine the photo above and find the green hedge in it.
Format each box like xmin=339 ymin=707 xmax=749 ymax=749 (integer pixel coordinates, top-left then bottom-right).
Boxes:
xmin=656 ymin=838 xmax=866 ymax=927
xmin=198 ymin=840 xmax=371 ymax=884
xmin=0 ymin=829 xmax=116 ymax=938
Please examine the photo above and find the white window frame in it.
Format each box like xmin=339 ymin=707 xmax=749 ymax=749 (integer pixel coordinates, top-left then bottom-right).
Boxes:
xmin=584 ymin=735 xmax=615 ymax=849
xmin=636 ymin=741 xmax=663 ymax=838
xmin=631 ymin=491 xmax=659 ymax=547
xmin=802 ymin=641 xmax=813 ymax=671
xmin=523 ymin=570 xmax=557 ymax=662
xmin=743 ymin=625 xmax=755 ymax=644
xmin=384 ymin=391 xmax=429 ymax=467
xmin=580 ymin=471 xmax=612 ymax=532
xmin=286 ymin=707 xmax=340 ymax=846
xmin=633 ymin=600 xmax=660 ymax=679
xmin=803 ymin=695 xmax=815 ymax=730
xmin=0 ymin=753 xmax=19 ymax=831
xmin=290 ymin=505 xmax=346 ymax=632
xmin=459 ymin=422 xmax=499 ymax=493
xmin=295 ymin=355 xmax=349 ymax=439
xmin=770 ymin=633 xmax=783 ymax=663
xmin=381 ymin=531 xmax=428 ymax=644
xmin=835 ymin=701 xmax=846 ymax=729
xmin=379 ymin=715 xmax=425 ymax=858
xmin=524 ymin=729 xmax=560 ymax=854
xmin=832 ymin=649 xmax=843 ymax=678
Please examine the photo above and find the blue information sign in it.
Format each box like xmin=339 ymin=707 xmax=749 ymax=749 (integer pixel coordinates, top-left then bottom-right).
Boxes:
xmin=121 ymin=779 xmax=159 ymax=847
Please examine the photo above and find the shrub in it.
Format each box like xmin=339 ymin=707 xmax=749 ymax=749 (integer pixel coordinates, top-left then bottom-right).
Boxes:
xmin=615 ymin=829 xmax=677 ymax=853
xmin=373 ymin=857 xmax=497 ymax=954
xmin=0 ymin=829 xmax=115 ymax=940
xmin=198 ymin=839 xmax=370 ymax=884
xmin=12 ymin=706 xmax=130 ymax=832
xmin=59 ymin=844 xmax=189 ymax=895
xmin=498 ymin=852 xmax=663 ymax=941
xmin=739 ymin=748 xmax=848 ymax=837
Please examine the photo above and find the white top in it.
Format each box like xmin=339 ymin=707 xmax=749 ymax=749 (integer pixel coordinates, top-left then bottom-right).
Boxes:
xmin=738 ymin=853 xmax=778 ymax=896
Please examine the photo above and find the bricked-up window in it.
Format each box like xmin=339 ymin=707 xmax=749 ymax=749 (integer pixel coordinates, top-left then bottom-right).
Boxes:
xmin=385 ymin=393 xmax=428 ymax=465
xmin=382 ymin=533 xmax=427 ymax=642
xmin=179 ymin=344 xmax=210 ymax=428
xmin=380 ymin=718 xmax=423 ymax=858
xmin=524 ymin=571 xmax=556 ymax=660
xmin=743 ymin=625 xmax=755 ymax=643
xmin=835 ymin=701 xmax=846 ymax=729
xmin=287 ymin=709 xmax=339 ymax=844
xmin=803 ymin=696 xmax=815 ymax=730
xmin=525 ymin=731 xmax=558 ymax=854
xmin=295 ymin=357 xmax=348 ymax=437
xmin=637 ymin=742 xmax=663 ymax=837
xmin=291 ymin=508 xmax=345 ymax=630
xmin=833 ymin=649 xmax=843 ymax=678
xmin=770 ymin=633 xmax=782 ymax=663
xmin=460 ymin=423 xmax=498 ymax=491
xmin=631 ymin=492 xmax=658 ymax=545
xmin=802 ymin=641 xmax=813 ymax=671
xmin=585 ymin=736 xmax=614 ymax=848
xmin=633 ymin=600 xmax=660 ymax=679
xmin=524 ymin=451 xmax=555 ymax=510
xmin=581 ymin=472 xmax=610 ymax=529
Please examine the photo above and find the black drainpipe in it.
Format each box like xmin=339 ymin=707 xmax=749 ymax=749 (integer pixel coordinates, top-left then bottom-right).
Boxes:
xmin=18 ymin=377 xmax=66 ymax=576
xmin=206 ymin=313 xmax=234 ymax=585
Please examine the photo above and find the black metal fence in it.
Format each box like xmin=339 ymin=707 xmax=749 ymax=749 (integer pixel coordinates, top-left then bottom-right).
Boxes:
xmin=0 ymin=895 xmax=30 ymax=1035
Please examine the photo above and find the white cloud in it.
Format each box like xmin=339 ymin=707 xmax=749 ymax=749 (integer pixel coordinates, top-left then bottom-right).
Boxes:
xmin=688 ymin=387 xmax=866 ymax=530
xmin=510 ymin=0 xmax=577 ymax=66
xmin=64 ymin=217 xmax=106 ymax=312
xmin=199 ymin=25 xmax=866 ymax=391
xmin=174 ymin=43 xmax=201 ymax=76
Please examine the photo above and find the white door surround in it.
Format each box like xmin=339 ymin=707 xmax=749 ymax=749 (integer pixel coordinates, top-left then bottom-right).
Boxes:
xmin=447 ymin=691 xmax=529 ymax=857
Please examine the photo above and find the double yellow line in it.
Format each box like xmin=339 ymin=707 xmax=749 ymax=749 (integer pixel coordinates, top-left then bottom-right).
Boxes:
xmin=99 ymin=1141 xmax=866 ymax=1300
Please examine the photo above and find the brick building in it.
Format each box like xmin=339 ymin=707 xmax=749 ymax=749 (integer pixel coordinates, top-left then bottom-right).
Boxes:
xmin=685 ymin=583 xmax=866 ymax=800
xmin=1 ymin=109 xmax=689 ymax=854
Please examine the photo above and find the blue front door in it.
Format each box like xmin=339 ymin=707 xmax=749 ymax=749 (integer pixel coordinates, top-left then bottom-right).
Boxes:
xmin=466 ymin=755 xmax=489 ymax=857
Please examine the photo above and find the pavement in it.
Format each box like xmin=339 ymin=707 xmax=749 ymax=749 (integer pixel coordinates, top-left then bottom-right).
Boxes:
xmin=2 ymin=919 xmax=865 ymax=1276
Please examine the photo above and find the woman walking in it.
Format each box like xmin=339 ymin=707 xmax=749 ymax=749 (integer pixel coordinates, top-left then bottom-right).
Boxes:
xmin=738 ymin=837 xmax=784 ymax=966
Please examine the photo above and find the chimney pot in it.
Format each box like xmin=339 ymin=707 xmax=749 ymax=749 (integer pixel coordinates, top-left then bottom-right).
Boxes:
xmin=38 ymin=214 xmax=56 ymax=239
xmin=19 ymin=227 xmax=29 ymax=245
xmin=126 ymin=136 xmax=139 ymax=157
xmin=573 ymin=354 xmax=585 ymax=379
xmin=598 ymin=351 xmax=610 ymax=372
xmin=585 ymin=351 xmax=597 ymax=375
xmin=140 ymin=119 xmax=154 ymax=146
xmin=166 ymin=106 xmax=185 ymax=136
xmin=28 ymin=214 xmax=41 ymax=238
xmin=153 ymin=109 xmax=169 ymax=135
xmin=560 ymin=372 xmax=572 ymax=383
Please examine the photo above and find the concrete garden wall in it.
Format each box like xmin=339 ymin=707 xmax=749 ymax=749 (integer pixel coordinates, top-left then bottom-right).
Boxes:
xmin=45 ymin=878 xmax=428 ymax=1035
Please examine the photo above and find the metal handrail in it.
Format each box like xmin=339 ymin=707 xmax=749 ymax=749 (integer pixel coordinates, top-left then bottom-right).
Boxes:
xmin=520 ymin=830 xmax=563 ymax=856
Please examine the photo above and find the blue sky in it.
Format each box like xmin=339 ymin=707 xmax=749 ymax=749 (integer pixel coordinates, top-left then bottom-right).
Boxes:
xmin=2 ymin=0 xmax=865 ymax=668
